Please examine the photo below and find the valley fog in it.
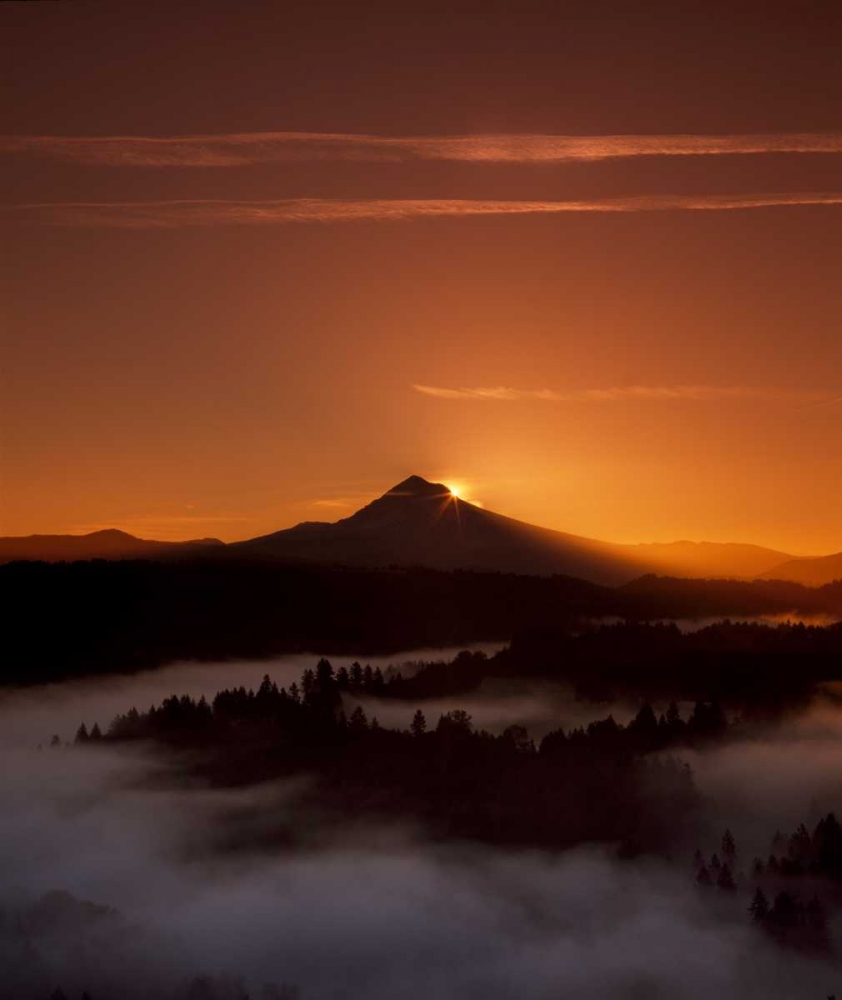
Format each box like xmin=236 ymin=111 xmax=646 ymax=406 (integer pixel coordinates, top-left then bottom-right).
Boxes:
xmin=1 ymin=741 xmax=841 ymax=1000
xmin=0 ymin=645 xmax=502 ymax=750
xmin=3 ymin=652 xmax=842 ymax=998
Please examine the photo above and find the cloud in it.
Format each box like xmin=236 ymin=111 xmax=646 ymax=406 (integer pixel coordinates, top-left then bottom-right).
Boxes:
xmin=5 ymin=131 xmax=842 ymax=167
xmin=6 ymin=192 xmax=842 ymax=228
xmin=412 ymin=384 xmax=827 ymax=404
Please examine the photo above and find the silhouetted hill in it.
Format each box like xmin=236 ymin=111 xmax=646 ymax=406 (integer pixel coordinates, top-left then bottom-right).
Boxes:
xmin=761 ymin=552 xmax=842 ymax=586
xmin=0 ymin=528 xmax=224 ymax=564
xmin=2 ymin=558 xmax=839 ymax=687
xmin=232 ymin=475 xmax=799 ymax=585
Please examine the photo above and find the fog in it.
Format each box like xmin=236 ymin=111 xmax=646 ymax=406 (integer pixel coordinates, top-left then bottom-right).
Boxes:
xmin=2 ymin=744 xmax=840 ymax=1000
xmin=4 ymin=664 xmax=842 ymax=998
xmin=0 ymin=644 xmax=502 ymax=749
xmin=686 ymin=694 xmax=842 ymax=858
xmin=349 ymin=677 xmax=646 ymax=740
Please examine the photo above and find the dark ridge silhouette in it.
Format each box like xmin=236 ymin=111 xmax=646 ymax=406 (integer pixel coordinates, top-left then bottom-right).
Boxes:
xmin=0 ymin=528 xmax=223 ymax=564
xmin=1 ymin=557 xmax=840 ymax=689
xmin=231 ymin=475 xmax=797 ymax=585
xmin=378 ymin=619 xmax=842 ymax=708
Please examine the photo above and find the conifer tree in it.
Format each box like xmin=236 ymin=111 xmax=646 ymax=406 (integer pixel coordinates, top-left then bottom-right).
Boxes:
xmin=411 ymin=709 xmax=427 ymax=738
xmin=749 ymin=887 xmax=769 ymax=922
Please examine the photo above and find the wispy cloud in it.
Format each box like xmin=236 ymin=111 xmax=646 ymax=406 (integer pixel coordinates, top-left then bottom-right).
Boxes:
xmin=413 ymin=384 xmax=829 ymax=404
xmin=5 ymin=131 xmax=842 ymax=167
xmin=6 ymin=192 xmax=842 ymax=228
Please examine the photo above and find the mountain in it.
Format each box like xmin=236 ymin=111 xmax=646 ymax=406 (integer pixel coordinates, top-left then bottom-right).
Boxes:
xmin=0 ymin=528 xmax=224 ymax=564
xmin=760 ymin=552 xmax=842 ymax=586
xmin=1 ymin=476 xmax=816 ymax=586
xmin=231 ymin=475 xmax=797 ymax=586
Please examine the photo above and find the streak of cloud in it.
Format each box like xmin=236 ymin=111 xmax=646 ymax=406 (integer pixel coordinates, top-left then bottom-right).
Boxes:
xmin=6 ymin=192 xmax=842 ymax=228
xmin=5 ymin=131 xmax=842 ymax=167
xmin=412 ymin=384 xmax=828 ymax=405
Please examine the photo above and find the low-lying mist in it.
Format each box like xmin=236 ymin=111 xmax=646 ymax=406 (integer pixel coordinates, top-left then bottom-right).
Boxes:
xmin=0 ymin=645 xmax=503 ymax=750
xmin=2 ymin=743 xmax=840 ymax=1000
xmin=4 ymin=660 xmax=842 ymax=998
xmin=348 ymin=677 xmax=645 ymax=740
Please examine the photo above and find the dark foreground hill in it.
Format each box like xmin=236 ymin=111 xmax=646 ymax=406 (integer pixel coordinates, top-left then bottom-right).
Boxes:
xmin=1 ymin=557 xmax=840 ymax=687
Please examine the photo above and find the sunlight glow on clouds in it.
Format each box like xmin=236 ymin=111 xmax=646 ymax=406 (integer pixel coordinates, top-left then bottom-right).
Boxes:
xmin=8 ymin=193 xmax=842 ymax=228
xmin=6 ymin=131 xmax=842 ymax=167
xmin=412 ymin=384 xmax=830 ymax=404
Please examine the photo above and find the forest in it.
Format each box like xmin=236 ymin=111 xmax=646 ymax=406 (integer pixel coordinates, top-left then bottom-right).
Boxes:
xmin=2 ymin=556 xmax=841 ymax=686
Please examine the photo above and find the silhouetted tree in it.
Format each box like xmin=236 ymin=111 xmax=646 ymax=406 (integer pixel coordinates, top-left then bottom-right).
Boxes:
xmin=768 ymin=891 xmax=800 ymax=933
xmin=502 ymin=724 xmax=534 ymax=755
xmin=437 ymin=709 xmax=472 ymax=735
xmin=717 ymin=863 xmax=736 ymax=890
xmin=75 ymin=723 xmax=89 ymax=744
xmin=749 ymin=887 xmax=770 ymax=921
xmin=813 ymin=813 xmax=842 ymax=877
xmin=348 ymin=705 xmax=368 ymax=734
xmin=411 ymin=709 xmax=427 ymax=738
xmin=788 ymin=823 xmax=812 ymax=867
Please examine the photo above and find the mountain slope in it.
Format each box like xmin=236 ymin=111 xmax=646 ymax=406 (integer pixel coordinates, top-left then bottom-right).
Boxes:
xmin=761 ymin=552 xmax=842 ymax=586
xmin=625 ymin=539 xmax=794 ymax=580
xmin=232 ymin=475 xmax=796 ymax=586
xmin=0 ymin=528 xmax=224 ymax=564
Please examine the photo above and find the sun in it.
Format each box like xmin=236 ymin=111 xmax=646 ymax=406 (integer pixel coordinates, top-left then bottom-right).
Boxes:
xmin=447 ymin=484 xmax=462 ymax=499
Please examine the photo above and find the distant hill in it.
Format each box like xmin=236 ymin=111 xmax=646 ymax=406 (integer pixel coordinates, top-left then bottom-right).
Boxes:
xmin=761 ymin=552 xmax=842 ymax=586
xmin=625 ymin=539 xmax=793 ymax=580
xmin=231 ymin=475 xmax=798 ymax=586
xmin=0 ymin=528 xmax=223 ymax=564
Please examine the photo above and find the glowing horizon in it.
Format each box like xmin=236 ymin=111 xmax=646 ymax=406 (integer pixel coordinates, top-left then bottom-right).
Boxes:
xmin=3 ymin=4 xmax=842 ymax=555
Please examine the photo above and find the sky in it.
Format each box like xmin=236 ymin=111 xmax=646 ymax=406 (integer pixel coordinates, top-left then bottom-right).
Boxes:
xmin=2 ymin=2 xmax=842 ymax=554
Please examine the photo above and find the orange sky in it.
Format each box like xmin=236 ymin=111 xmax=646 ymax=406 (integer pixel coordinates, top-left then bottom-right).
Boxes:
xmin=2 ymin=3 xmax=842 ymax=555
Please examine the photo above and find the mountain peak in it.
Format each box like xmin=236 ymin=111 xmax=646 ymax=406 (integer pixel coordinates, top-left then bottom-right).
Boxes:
xmin=386 ymin=475 xmax=451 ymax=498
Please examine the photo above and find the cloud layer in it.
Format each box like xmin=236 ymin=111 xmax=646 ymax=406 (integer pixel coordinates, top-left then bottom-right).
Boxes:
xmin=412 ymin=384 xmax=827 ymax=404
xmin=7 ymin=192 xmax=842 ymax=228
xmin=5 ymin=131 xmax=842 ymax=167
